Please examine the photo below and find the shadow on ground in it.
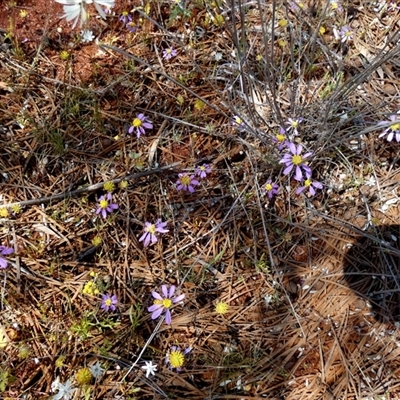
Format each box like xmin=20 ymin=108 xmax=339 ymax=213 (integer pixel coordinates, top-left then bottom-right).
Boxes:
xmin=343 ymin=224 xmax=400 ymax=324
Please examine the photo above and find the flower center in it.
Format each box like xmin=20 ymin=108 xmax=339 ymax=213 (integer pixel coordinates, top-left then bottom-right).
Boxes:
xmin=169 ymin=350 xmax=185 ymax=368
xmin=331 ymin=2 xmax=338 ymax=9
xmin=265 ymin=183 xmax=273 ymax=191
xmin=133 ymin=118 xmax=142 ymax=128
xmin=290 ymin=121 xmax=298 ymax=128
xmin=162 ymin=298 xmax=172 ymax=308
xmin=180 ymin=175 xmax=191 ymax=185
xmin=276 ymin=134 xmax=285 ymax=142
xmin=146 ymin=224 xmax=156 ymax=234
xmin=304 ymin=179 xmax=312 ymax=187
xmin=390 ymin=123 xmax=400 ymax=132
xmin=105 ymin=298 xmax=112 ymax=306
xmin=122 ymin=11 xmax=129 ymax=16
xmin=235 ymin=117 xmax=242 ymax=125
xmin=291 ymin=155 xmax=302 ymax=166
xmin=99 ymin=199 xmax=109 ymax=209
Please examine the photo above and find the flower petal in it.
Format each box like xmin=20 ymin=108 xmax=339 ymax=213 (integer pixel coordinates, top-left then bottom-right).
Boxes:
xmin=152 ymin=291 xmax=163 ymax=300
xmin=173 ymin=293 xmax=185 ymax=303
xmin=165 ymin=309 xmax=172 ymax=324
xmin=168 ymin=285 xmax=176 ymax=298
xmin=161 ymin=285 xmax=169 ymax=298
xmin=151 ymin=307 xmax=164 ymax=320
xmin=148 ymin=304 xmax=162 ymax=312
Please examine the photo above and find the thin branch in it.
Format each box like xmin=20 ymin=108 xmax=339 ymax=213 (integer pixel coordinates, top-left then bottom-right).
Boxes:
xmin=1 ymin=163 xmax=181 ymax=209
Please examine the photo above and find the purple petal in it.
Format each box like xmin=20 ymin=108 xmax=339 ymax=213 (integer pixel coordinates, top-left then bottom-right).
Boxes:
xmin=283 ymin=165 xmax=294 ymax=175
xmin=165 ymin=309 xmax=172 ymax=324
xmin=150 ymin=234 xmax=158 ymax=244
xmin=143 ymin=123 xmax=153 ymax=129
xmin=173 ymin=293 xmax=185 ymax=303
xmin=0 ymin=258 xmax=7 ymax=269
xmin=313 ymin=181 xmax=323 ymax=189
xmin=294 ymin=166 xmax=303 ymax=181
xmin=152 ymin=291 xmax=163 ymax=300
xmin=161 ymin=285 xmax=169 ymax=298
xmin=169 ymin=285 xmax=176 ymax=298
xmin=303 ymin=166 xmax=312 ymax=179
xmin=296 ymin=186 xmax=305 ymax=195
xmin=128 ymin=126 xmax=134 ymax=134
xmin=1 ymin=247 xmax=13 ymax=256
xmin=151 ymin=307 xmax=164 ymax=320
xmin=138 ymin=232 xmax=147 ymax=243
xmin=287 ymin=142 xmax=296 ymax=154
xmin=309 ymin=186 xmax=316 ymax=196
xmin=148 ymin=304 xmax=162 ymax=312
xmin=101 ymin=209 xmax=107 ymax=218
xmin=296 ymin=144 xmax=303 ymax=155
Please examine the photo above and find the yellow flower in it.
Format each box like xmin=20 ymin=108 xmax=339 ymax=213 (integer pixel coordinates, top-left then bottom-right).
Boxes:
xmin=215 ymin=301 xmax=229 ymax=315
xmin=11 ymin=204 xmax=22 ymax=214
xmin=59 ymin=50 xmax=70 ymax=61
xmin=0 ymin=208 xmax=9 ymax=218
xmin=278 ymin=19 xmax=288 ymax=28
xmin=103 ymin=181 xmax=115 ymax=192
xmin=83 ymin=281 xmax=99 ymax=296
xmin=168 ymin=349 xmax=185 ymax=369
xmin=119 ymin=180 xmax=128 ymax=189
xmin=76 ymin=367 xmax=92 ymax=385
xmin=55 ymin=355 xmax=66 ymax=368
xmin=91 ymin=236 xmax=102 ymax=247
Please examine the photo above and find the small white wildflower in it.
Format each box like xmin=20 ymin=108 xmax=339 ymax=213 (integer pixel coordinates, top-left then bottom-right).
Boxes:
xmin=89 ymin=361 xmax=105 ymax=379
xmin=52 ymin=379 xmax=76 ymax=400
xmin=51 ymin=377 xmax=60 ymax=393
xmin=55 ymin=0 xmax=115 ymax=29
xmin=141 ymin=361 xmax=157 ymax=378
xmin=80 ymin=29 xmax=95 ymax=43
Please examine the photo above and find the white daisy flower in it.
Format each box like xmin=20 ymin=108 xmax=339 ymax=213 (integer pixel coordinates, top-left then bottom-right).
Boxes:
xmin=55 ymin=0 xmax=115 ymax=29
xmin=80 ymin=29 xmax=95 ymax=43
xmin=141 ymin=361 xmax=157 ymax=378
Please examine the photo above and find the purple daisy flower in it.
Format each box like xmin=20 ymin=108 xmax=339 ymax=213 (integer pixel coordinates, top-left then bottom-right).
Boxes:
xmin=139 ymin=219 xmax=169 ymax=247
xmin=378 ymin=115 xmax=400 ymax=142
xmin=261 ymin=180 xmax=279 ymax=199
xmin=195 ymin=164 xmax=211 ymax=179
xmin=176 ymin=173 xmax=199 ymax=193
xmin=101 ymin=294 xmax=118 ymax=312
xmin=162 ymin=47 xmax=177 ymax=60
xmin=119 ymin=11 xmax=132 ymax=24
xmin=279 ymin=142 xmax=312 ymax=181
xmin=274 ymin=126 xmax=288 ymax=150
xmin=232 ymin=115 xmax=245 ymax=130
xmin=95 ymin=193 xmax=118 ymax=219
xmin=128 ymin=114 xmax=153 ymax=138
xmin=0 ymin=246 xmax=14 ymax=269
xmin=148 ymin=285 xmax=185 ymax=325
xmin=296 ymin=178 xmax=323 ymax=196
xmin=339 ymin=26 xmax=353 ymax=42
xmin=126 ymin=21 xmax=137 ymax=33
xmin=165 ymin=345 xmax=192 ymax=371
